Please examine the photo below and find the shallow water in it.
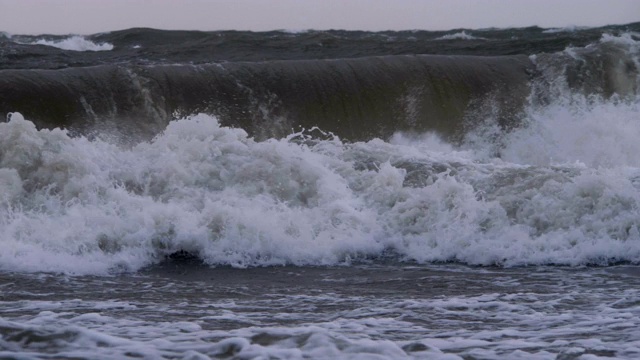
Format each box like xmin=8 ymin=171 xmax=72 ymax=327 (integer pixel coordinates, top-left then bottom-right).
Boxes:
xmin=2 ymin=264 xmax=640 ymax=359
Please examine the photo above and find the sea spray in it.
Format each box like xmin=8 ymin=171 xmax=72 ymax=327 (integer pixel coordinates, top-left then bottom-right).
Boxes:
xmin=2 ymin=90 xmax=640 ymax=275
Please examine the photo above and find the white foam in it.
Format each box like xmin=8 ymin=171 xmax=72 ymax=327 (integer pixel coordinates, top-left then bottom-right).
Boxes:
xmin=3 ymin=274 xmax=640 ymax=359
xmin=388 ymin=132 xmax=455 ymax=153
xmin=542 ymin=26 xmax=589 ymax=34
xmin=435 ymin=31 xmax=485 ymax=40
xmin=29 ymin=36 xmax=113 ymax=51
xmin=279 ymin=29 xmax=312 ymax=34
xmin=600 ymin=32 xmax=640 ymax=47
xmin=499 ymin=99 xmax=640 ymax=168
xmin=2 ymin=93 xmax=640 ymax=274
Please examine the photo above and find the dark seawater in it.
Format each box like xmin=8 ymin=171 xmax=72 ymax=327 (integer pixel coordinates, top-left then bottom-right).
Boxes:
xmin=1 ymin=23 xmax=640 ymax=359
xmin=1 ymin=23 xmax=637 ymax=141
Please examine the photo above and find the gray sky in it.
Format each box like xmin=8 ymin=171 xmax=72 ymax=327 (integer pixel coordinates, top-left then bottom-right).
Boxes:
xmin=1 ymin=0 xmax=639 ymax=34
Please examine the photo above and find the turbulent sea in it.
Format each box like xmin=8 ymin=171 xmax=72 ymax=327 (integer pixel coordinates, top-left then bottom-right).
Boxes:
xmin=1 ymin=23 xmax=640 ymax=359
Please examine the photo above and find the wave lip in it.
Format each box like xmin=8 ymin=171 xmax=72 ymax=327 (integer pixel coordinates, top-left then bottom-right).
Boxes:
xmin=0 ymin=54 xmax=533 ymax=142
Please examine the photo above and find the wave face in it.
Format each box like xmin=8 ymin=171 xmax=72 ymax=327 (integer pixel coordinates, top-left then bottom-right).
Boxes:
xmin=0 ymin=55 xmax=532 ymax=142
xmin=0 ymin=24 xmax=639 ymax=274
xmin=0 ymin=24 xmax=638 ymax=143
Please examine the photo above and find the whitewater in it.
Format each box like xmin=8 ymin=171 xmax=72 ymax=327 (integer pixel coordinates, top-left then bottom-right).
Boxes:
xmin=1 ymin=24 xmax=640 ymax=359
xmin=2 ymin=95 xmax=640 ymax=274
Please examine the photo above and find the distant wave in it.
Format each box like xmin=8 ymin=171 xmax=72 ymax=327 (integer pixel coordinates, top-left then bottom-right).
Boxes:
xmin=3 ymin=22 xmax=638 ymax=71
xmin=27 ymin=35 xmax=113 ymax=51
xmin=436 ymin=31 xmax=485 ymax=40
xmin=543 ymin=26 xmax=590 ymax=34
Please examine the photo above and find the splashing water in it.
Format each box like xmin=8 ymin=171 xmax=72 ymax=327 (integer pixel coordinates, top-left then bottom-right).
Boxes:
xmin=2 ymin=88 xmax=640 ymax=275
xmin=29 ymin=35 xmax=114 ymax=51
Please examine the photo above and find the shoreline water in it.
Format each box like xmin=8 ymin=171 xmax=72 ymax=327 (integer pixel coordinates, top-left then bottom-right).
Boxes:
xmin=2 ymin=264 xmax=640 ymax=359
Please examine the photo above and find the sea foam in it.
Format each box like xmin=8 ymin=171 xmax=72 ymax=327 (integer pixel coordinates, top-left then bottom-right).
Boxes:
xmin=1 ymin=90 xmax=640 ymax=275
xmin=30 ymin=35 xmax=114 ymax=51
xmin=435 ymin=31 xmax=485 ymax=40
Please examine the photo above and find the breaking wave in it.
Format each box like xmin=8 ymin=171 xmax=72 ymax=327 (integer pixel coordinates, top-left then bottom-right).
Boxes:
xmin=23 ymin=35 xmax=114 ymax=51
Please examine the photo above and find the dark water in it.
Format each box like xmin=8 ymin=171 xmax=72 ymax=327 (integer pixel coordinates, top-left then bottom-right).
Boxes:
xmin=3 ymin=24 xmax=638 ymax=68
xmin=1 ymin=23 xmax=640 ymax=359
xmin=1 ymin=23 xmax=638 ymax=142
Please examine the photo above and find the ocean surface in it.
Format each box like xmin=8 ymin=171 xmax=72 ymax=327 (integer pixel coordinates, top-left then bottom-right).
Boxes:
xmin=1 ymin=23 xmax=640 ymax=359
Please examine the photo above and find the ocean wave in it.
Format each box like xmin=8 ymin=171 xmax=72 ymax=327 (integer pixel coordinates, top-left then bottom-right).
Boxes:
xmin=1 ymin=92 xmax=640 ymax=274
xmin=2 ymin=23 xmax=638 ymax=71
xmin=542 ymin=26 xmax=590 ymax=34
xmin=0 ymin=55 xmax=531 ymax=142
xmin=1 ymin=24 xmax=639 ymax=275
xmin=26 ymin=35 xmax=114 ymax=51
xmin=435 ymin=31 xmax=486 ymax=40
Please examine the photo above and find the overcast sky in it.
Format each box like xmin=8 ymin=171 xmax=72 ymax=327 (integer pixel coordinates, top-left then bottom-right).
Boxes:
xmin=1 ymin=0 xmax=638 ymax=35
